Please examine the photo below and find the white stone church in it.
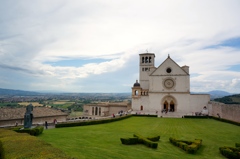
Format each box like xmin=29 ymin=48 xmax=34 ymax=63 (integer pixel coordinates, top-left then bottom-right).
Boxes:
xmin=131 ymin=53 xmax=210 ymax=117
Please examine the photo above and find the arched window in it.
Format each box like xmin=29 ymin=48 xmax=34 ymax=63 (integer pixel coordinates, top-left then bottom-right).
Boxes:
xmin=135 ymin=90 xmax=138 ymax=95
xmin=170 ymin=101 xmax=175 ymax=112
xmin=145 ymin=57 xmax=148 ymax=63
xmin=99 ymin=107 xmax=101 ymax=116
xmin=95 ymin=107 xmax=98 ymax=115
xmin=142 ymin=57 xmax=144 ymax=63
xmin=164 ymin=101 xmax=168 ymax=111
xmin=149 ymin=57 xmax=152 ymax=63
xmin=140 ymin=105 xmax=143 ymax=111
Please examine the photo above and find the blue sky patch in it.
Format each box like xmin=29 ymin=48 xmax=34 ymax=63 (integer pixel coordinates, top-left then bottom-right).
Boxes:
xmin=45 ymin=58 xmax=109 ymax=67
xmin=227 ymin=64 xmax=240 ymax=72
xmin=190 ymin=73 xmax=201 ymax=77
xmin=204 ymin=37 xmax=240 ymax=49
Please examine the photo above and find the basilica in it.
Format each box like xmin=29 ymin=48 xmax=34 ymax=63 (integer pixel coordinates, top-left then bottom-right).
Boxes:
xmin=131 ymin=53 xmax=210 ymax=117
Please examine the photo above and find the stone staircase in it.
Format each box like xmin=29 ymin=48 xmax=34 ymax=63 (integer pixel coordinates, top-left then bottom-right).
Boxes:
xmin=131 ymin=110 xmax=186 ymax=118
xmin=158 ymin=112 xmax=184 ymax=118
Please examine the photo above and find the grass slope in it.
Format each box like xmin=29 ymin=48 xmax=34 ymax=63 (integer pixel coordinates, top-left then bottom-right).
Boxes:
xmin=38 ymin=117 xmax=240 ymax=159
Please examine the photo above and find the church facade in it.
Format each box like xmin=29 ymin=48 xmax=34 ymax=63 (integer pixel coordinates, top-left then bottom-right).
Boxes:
xmin=131 ymin=53 xmax=210 ymax=117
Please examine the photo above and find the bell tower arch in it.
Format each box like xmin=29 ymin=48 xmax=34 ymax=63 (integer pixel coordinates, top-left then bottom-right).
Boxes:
xmin=139 ymin=53 xmax=155 ymax=89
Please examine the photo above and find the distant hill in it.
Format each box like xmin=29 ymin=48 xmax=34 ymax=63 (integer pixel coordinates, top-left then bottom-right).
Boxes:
xmin=207 ymin=90 xmax=233 ymax=99
xmin=191 ymin=90 xmax=233 ymax=99
xmin=213 ymin=94 xmax=240 ymax=104
xmin=0 ymin=88 xmax=41 ymax=96
xmin=0 ymin=88 xmax=235 ymax=100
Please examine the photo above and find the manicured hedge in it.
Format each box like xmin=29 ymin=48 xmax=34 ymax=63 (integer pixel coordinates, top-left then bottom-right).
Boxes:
xmin=120 ymin=137 xmax=138 ymax=145
xmin=184 ymin=115 xmax=211 ymax=119
xmin=212 ymin=116 xmax=240 ymax=126
xmin=169 ymin=137 xmax=202 ymax=154
xmin=219 ymin=144 xmax=240 ymax=159
xmin=236 ymin=143 xmax=240 ymax=147
xmin=11 ymin=126 xmax=44 ymax=136
xmin=0 ymin=129 xmax=72 ymax=159
xmin=147 ymin=135 xmax=160 ymax=142
xmin=120 ymin=134 xmax=160 ymax=149
xmin=184 ymin=115 xmax=240 ymax=126
xmin=132 ymin=114 xmax=158 ymax=117
xmin=56 ymin=115 xmax=132 ymax=128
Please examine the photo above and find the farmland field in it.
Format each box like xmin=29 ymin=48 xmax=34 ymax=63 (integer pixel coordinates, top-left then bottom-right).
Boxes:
xmin=18 ymin=102 xmax=44 ymax=106
xmin=38 ymin=117 xmax=240 ymax=159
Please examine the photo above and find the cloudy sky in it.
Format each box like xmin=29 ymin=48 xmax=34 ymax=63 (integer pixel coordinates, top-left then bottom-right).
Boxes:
xmin=0 ymin=0 xmax=240 ymax=93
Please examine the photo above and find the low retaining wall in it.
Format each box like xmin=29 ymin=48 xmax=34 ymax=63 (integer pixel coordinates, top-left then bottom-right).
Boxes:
xmin=209 ymin=101 xmax=240 ymax=123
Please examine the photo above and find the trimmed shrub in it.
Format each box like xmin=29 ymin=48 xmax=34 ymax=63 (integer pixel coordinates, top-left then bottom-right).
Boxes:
xmin=178 ymin=142 xmax=188 ymax=150
xmin=147 ymin=135 xmax=160 ymax=142
xmin=12 ymin=126 xmax=44 ymax=136
xmin=132 ymin=114 xmax=158 ymax=117
xmin=184 ymin=115 xmax=210 ymax=119
xmin=120 ymin=137 xmax=138 ymax=145
xmin=212 ymin=116 xmax=240 ymax=126
xmin=121 ymin=134 xmax=160 ymax=149
xmin=236 ymin=143 xmax=240 ymax=147
xmin=133 ymin=134 xmax=159 ymax=149
xmin=219 ymin=145 xmax=240 ymax=159
xmin=56 ymin=114 xmax=132 ymax=128
xmin=169 ymin=137 xmax=202 ymax=154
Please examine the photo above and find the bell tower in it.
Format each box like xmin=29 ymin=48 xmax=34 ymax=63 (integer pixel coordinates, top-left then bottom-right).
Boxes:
xmin=139 ymin=53 xmax=155 ymax=89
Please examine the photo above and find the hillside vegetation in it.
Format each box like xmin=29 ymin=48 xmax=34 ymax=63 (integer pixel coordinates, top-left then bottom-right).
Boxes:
xmin=214 ymin=94 xmax=240 ymax=104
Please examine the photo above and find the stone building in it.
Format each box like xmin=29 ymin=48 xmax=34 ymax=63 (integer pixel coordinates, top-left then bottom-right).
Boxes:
xmin=0 ymin=107 xmax=68 ymax=127
xmin=83 ymin=102 xmax=131 ymax=117
xmin=131 ymin=53 xmax=210 ymax=117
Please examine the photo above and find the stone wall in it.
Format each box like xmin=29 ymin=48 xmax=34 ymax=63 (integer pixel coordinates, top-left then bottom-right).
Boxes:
xmin=0 ymin=115 xmax=67 ymax=127
xmin=209 ymin=101 xmax=240 ymax=123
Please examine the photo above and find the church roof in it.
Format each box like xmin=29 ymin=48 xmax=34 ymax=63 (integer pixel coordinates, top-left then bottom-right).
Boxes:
xmin=0 ymin=107 xmax=68 ymax=121
xmin=139 ymin=53 xmax=155 ymax=57
xmin=133 ymin=80 xmax=141 ymax=87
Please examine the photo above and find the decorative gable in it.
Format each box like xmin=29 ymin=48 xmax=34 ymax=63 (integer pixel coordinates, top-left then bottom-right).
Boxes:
xmin=150 ymin=56 xmax=189 ymax=76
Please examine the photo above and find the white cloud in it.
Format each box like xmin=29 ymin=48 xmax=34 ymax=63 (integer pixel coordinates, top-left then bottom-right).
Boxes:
xmin=0 ymin=0 xmax=240 ymax=92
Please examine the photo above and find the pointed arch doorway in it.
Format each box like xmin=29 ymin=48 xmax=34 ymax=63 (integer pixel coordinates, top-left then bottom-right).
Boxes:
xmin=161 ymin=95 xmax=177 ymax=113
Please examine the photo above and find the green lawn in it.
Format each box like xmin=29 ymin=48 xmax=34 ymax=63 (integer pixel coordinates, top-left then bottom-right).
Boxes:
xmin=38 ymin=117 xmax=240 ymax=159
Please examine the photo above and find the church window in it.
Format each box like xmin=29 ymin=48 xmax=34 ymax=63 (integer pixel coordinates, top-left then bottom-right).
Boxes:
xmin=170 ymin=101 xmax=175 ymax=112
xmin=99 ymin=107 xmax=101 ymax=116
xmin=95 ymin=107 xmax=98 ymax=115
xmin=163 ymin=101 xmax=168 ymax=111
xmin=166 ymin=67 xmax=172 ymax=73
xmin=92 ymin=107 xmax=94 ymax=115
xmin=145 ymin=57 xmax=148 ymax=63
xmin=135 ymin=90 xmax=138 ymax=95
xmin=149 ymin=57 xmax=152 ymax=63
xmin=142 ymin=57 xmax=144 ymax=63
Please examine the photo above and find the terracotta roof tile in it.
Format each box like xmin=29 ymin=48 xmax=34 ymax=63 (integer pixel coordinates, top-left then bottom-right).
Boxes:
xmin=0 ymin=107 xmax=68 ymax=120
